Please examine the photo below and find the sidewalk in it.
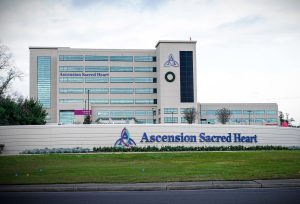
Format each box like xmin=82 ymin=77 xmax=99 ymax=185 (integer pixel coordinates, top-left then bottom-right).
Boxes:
xmin=0 ymin=179 xmax=299 ymax=192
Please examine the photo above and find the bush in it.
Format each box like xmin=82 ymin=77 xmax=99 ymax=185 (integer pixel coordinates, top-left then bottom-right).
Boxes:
xmin=0 ymin=144 xmax=4 ymax=154
xmin=21 ymin=147 xmax=91 ymax=154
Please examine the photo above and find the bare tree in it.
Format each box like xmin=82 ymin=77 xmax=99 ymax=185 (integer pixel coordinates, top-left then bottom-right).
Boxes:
xmin=216 ymin=108 xmax=231 ymax=124
xmin=0 ymin=44 xmax=23 ymax=96
xmin=183 ymin=108 xmax=197 ymax=124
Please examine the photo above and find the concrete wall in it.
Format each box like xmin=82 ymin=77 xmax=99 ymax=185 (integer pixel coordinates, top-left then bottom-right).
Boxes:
xmin=0 ymin=124 xmax=299 ymax=155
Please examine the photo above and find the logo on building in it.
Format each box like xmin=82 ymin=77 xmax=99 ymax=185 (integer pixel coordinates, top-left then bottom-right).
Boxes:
xmin=164 ymin=54 xmax=179 ymax=67
xmin=114 ymin=128 xmax=136 ymax=147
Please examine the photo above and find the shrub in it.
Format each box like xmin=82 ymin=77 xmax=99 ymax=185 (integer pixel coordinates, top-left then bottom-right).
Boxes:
xmin=0 ymin=144 xmax=4 ymax=154
xmin=21 ymin=147 xmax=90 ymax=154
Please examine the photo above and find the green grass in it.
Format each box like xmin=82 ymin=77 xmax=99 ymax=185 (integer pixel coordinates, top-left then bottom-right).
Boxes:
xmin=0 ymin=151 xmax=299 ymax=184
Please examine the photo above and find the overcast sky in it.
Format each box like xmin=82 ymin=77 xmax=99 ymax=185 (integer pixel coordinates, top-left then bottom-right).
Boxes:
xmin=0 ymin=0 xmax=299 ymax=125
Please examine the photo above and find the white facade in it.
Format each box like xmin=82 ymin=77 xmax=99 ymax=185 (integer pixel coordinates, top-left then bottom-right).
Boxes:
xmin=30 ymin=40 xmax=197 ymax=124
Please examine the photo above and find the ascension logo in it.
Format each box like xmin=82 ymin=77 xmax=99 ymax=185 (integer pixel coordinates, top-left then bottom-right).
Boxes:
xmin=164 ymin=54 xmax=179 ymax=67
xmin=114 ymin=128 xmax=136 ymax=148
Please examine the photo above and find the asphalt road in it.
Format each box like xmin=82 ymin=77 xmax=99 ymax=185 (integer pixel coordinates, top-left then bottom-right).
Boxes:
xmin=1 ymin=188 xmax=299 ymax=204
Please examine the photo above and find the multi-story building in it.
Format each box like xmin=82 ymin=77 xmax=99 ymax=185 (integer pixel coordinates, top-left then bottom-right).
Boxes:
xmin=30 ymin=40 xmax=198 ymax=124
xmin=199 ymin=103 xmax=278 ymax=125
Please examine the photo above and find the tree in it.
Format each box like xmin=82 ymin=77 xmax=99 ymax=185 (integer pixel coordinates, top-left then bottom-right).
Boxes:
xmin=0 ymin=96 xmax=47 ymax=125
xmin=83 ymin=115 xmax=92 ymax=124
xmin=216 ymin=108 xmax=231 ymax=124
xmin=0 ymin=44 xmax=23 ymax=96
xmin=279 ymin=111 xmax=295 ymax=127
xmin=183 ymin=108 xmax=197 ymax=124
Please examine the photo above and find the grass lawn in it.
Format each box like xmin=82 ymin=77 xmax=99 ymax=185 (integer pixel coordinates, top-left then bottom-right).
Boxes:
xmin=0 ymin=151 xmax=299 ymax=184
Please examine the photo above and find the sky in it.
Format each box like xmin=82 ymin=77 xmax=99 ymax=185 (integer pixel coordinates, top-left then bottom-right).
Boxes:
xmin=0 ymin=0 xmax=299 ymax=125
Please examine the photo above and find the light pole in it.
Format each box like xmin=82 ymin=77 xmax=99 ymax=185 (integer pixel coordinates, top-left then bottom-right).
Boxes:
xmin=152 ymin=108 xmax=155 ymax=124
xmin=84 ymin=100 xmax=87 ymax=111
xmin=171 ymin=111 xmax=174 ymax=124
xmin=246 ymin=110 xmax=252 ymax=125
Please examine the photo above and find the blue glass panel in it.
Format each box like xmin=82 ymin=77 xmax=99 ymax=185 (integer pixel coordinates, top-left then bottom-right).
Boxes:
xmin=207 ymin=110 xmax=216 ymax=115
xmin=110 ymin=77 xmax=134 ymax=83
xmin=110 ymin=99 xmax=134 ymax=104
xmin=134 ymin=67 xmax=156 ymax=72
xmin=135 ymin=99 xmax=157 ymax=104
xmin=254 ymin=110 xmax=265 ymax=115
xmin=59 ymin=88 xmax=84 ymax=94
xmin=85 ymin=88 xmax=109 ymax=94
xmin=135 ymin=110 xmax=153 ymax=116
xmin=110 ymin=111 xmax=134 ymax=117
xmin=181 ymin=117 xmax=188 ymax=123
xmin=59 ymin=111 xmax=74 ymax=124
xmin=110 ymin=56 xmax=133 ymax=62
xmin=230 ymin=110 xmax=242 ymax=115
xmin=85 ymin=66 xmax=109 ymax=72
xmin=59 ymin=77 xmax=84 ymax=83
xmin=243 ymin=110 xmax=254 ymax=115
xmin=37 ymin=56 xmax=51 ymax=108
xmin=266 ymin=110 xmax=277 ymax=115
xmin=110 ymin=66 xmax=133 ymax=72
xmin=59 ymin=55 xmax=83 ymax=61
xmin=110 ymin=88 xmax=134 ymax=94
xmin=85 ymin=77 xmax=109 ymax=83
xmin=59 ymin=66 xmax=84 ymax=72
xmin=180 ymin=108 xmax=194 ymax=114
xmin=134 ymin=56 xmax=156 ymax=62
xmin=59 ymin=99 xmax=84 ymax=103
xmin=164 ymin=117 xmax=178 ymax=123
xmin=135 ymin=88 xmax=157 ymax=94
xmin=164 ymin=108 xmax=178 ymax=114
xmin=85 ymin=55 xmax=109 ymax=61
xmin=97 ymin=111 xmax=110 ymax=117
xmin=135 ymin=77 xmax=156 ymax=83
xmin=180 ymin=51 xmax=194 ymax=102
xmin=89 ymin=99 xmax=109 ymax=104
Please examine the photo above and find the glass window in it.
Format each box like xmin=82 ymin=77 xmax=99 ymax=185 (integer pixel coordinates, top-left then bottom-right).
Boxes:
xmin=181 ymin=117 xmax=188 ymax=123
xmin=164 ymin=117 xmax=178 ymax=123
xmin=85 ymin=55 xmax=109 ymax=61
xmin=180 ymin=108 xmax=194 ymax=114
xmin=85 ymin=66 xmax=109 ymax=72
xmin=97 ymin=111 xmax=110 ymax=117
xmin=110 ymin=56 xmax=133 ymax=62
xmin=110 ymin=66 xmax=133 ymax=72
xmin=135 ymin=110 xmax=153 ymax=116
xmin=135 ymin=77 xmax=156 ymax=83
xmin=59 ymin=77 xmax=83 ymax=83
xmin=89 ymin=99 xmax=109 ymax=104
xmin=200 ymin=110 xmax=207 ymax=115
xmin=266 ymin=110 xmax=277 ymax=115
xmin=59 ymin=66 xmax=84 ymax=72
xmin=85 ymin=77 xmax=109 ymax=83
xmin=230 ymin=110 xmax=242 ymax=115
xmin=59 ymin=55 xmax=83 ymax=61
xmin=254 ymin=110 xmax=265 ymax=115
xmin=110 ymin=77 xmax=134 ymax=83
xmin=266 ymin=118 xmax=278 ymax=123
xmin=255 ymin=118 xmax=265 ymax=123
xmin=134 ymin=67 xmax=156 ymax=72
xmin=207 ymin=119 xmax=216 ymax=124
xmin=59 ymin=88 xmax=84 ymax=94
xmin=37 ymin=56 xmax=51 ymax=108
xmin=230 ymin=118 xmax=242 ymax=123
xmin=59 ymin=111 xmax=74 ymax=124
xmin=110 ymin=111 xmax=134 ymax=117
xmin=180 ymin=51 xmax=194 ymax=103
xmin=85 ymin=88 xmax=109 ymax=94
xmin=59 ymin=99 xmax=84 ymax=103
xmin=135 ymin=99 xmax=157 ymax=104
xmin=134 ymin=56 xmax=156 ymax=62
xmin=110 ymin=99 xmax=134 ymax=104
xmin=135 ymin=88 xmax=157 ymax=94
xmin=164 ymin=108 xmax=178 ymax=114
xmin=110 ymin=88 xmax=134 ymax=94
xmin=207 ymin=110 xmax=216 ymax=115
xmin=243 ymin=110 xmax=254 ymax=115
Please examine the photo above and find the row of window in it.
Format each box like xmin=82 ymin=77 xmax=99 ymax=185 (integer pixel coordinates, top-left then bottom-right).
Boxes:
xmin=98 ymin=110 xmax=154 ymax=117
xmin=59 ymin=99 xmax=157 ymax=104
xmin=59 ymin=55 xmax=156 ymax=62
xmin=37 ymin=56 xmax=51 ymax=108
xmin=162 ymin=108 xmax=194 ymax=114
xmin=59 ymin=77 xmax=157 ymax=83
xmin=59 ymin=66 xmax=156 ymax=72
xmin=201 ymin=110 xmax=277 ymax=115
xmin=59 ymin=88 xmax=157 ymax=94
xmin=164 ymin=117 xmax=190 ymax=123
xmin=204 ymin=118 xmax=278 ymax=124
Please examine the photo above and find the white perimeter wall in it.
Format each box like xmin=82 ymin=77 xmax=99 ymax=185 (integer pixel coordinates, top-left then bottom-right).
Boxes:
xmin=0 ymin=124 xmax=300 ymax=155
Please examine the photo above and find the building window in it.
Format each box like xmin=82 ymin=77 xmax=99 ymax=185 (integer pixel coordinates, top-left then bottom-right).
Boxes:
xmin=85 ymin=66 xmax=109 ymax=72
xmin=110 ymin=56 xmax=133 ymax=62
xmin=164 ymin=108 xmax=178 ymax=114
xmin=181 ymin=117 xmax=188 ymax=123
xmin=207 ymin=119 xmax=216 ymax=124
xmin=135 ymin=88 xmax=157 ymax=94
xmin=89 ymin=99 xmax=109 ymax=104
xmin=37 ymin=56 xmax=51 ymax=108
xmin=180 ymin=108 xmax=193 ymax=114
xmin=110 ymin=88 xmax=134 ymax=94
xmin=59 ymin=77 xmax=83 ymax=83
xmin=59 ymin=55 xmax=83 ymax=61
xmin=164 ymin=117 xmax=178 ymax=123
xmin=59 ymin=99 xmax=84 ymax=103
xmin=243 ymin=110 xmax=254 ymax=115
xmin=207 ymin=110 xmax=216 ymax=115
xmin=110 ymin=111 xmax=134 ymax=117
xmin=135 ymin=99 xmax=157 ymax=104
xmin=134 ymin=67 xmax=156 ymax=72
xmin=85 ymin=77 xmax=109 ymax=83
xmin=59 ymin=110 xmax=74 ymax=124
xmin=110 ymin=99 xmax=134 ymax=104
xmin=97 ymin=111 xmax=110 ymax=117
xmin=135 ymin=77 xmax=157 ymax=83
xmin=110 ymin=66 xmax=133 ymax=72
xmin=254 ymin=110 xmax=265 ymax=115
xmin=200 ymin=110 xmax=207 ymax=115
xmin=85 ymin=88 xmax=109 ymax=94
xmin=266 ymin=110 xmax=277 ymax=115
xmin=85 ymin=55 xmax=109 ymax=61
xmin=134 ymin=56 xmax=156 ymax=62
xmin=266 ymin=118 xmax=278 ymax=123
xmin=110 ymin=77 xmax=134 ymax=83
xmin=180 ymin=51 xmax=194 ymax=103
xmin=59 ymin=66 xmax=84 ymax=72
xmin=135 ymin=110 xmax=153 ymax=116
xmin=230 ymin=110 xmax=242 ymax=115
xmin=59 ymin=88 xmax=84 ymax=94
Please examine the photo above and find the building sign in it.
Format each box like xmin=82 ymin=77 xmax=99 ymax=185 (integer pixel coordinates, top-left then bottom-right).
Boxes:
xmin=140 ymin=132 xmax=258 ymax=143
xmin=74 ymin=110 xmax=92 ymax=115
xmin=60 ymin=72 xmax=109 ymax=77
xmin=114 ymin=128 xmax=136 ymax=147
xmin=164 ymin=54 xmax=179 ymax=67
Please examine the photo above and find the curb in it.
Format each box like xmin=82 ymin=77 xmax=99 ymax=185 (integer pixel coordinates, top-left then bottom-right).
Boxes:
xmin=0 ymin=179 xmax=300 ymax=192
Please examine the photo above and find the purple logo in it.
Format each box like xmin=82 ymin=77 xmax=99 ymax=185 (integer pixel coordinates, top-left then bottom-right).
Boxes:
xmin=164 ymin=54 xmax=179 ymax=67
xmin=114 ymin=128 xmax=136 ymax=148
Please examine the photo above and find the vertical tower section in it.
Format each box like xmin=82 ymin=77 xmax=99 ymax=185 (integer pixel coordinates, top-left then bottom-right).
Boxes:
xmin=29 ymin=47 xmax=58 ymax=123
xmin=155 ymin=41 xmax=197 ymax=124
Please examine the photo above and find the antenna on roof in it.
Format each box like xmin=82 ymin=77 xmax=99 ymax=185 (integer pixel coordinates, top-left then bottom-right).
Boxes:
xmin=189 ymin=37 xmax=192 ymax=41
